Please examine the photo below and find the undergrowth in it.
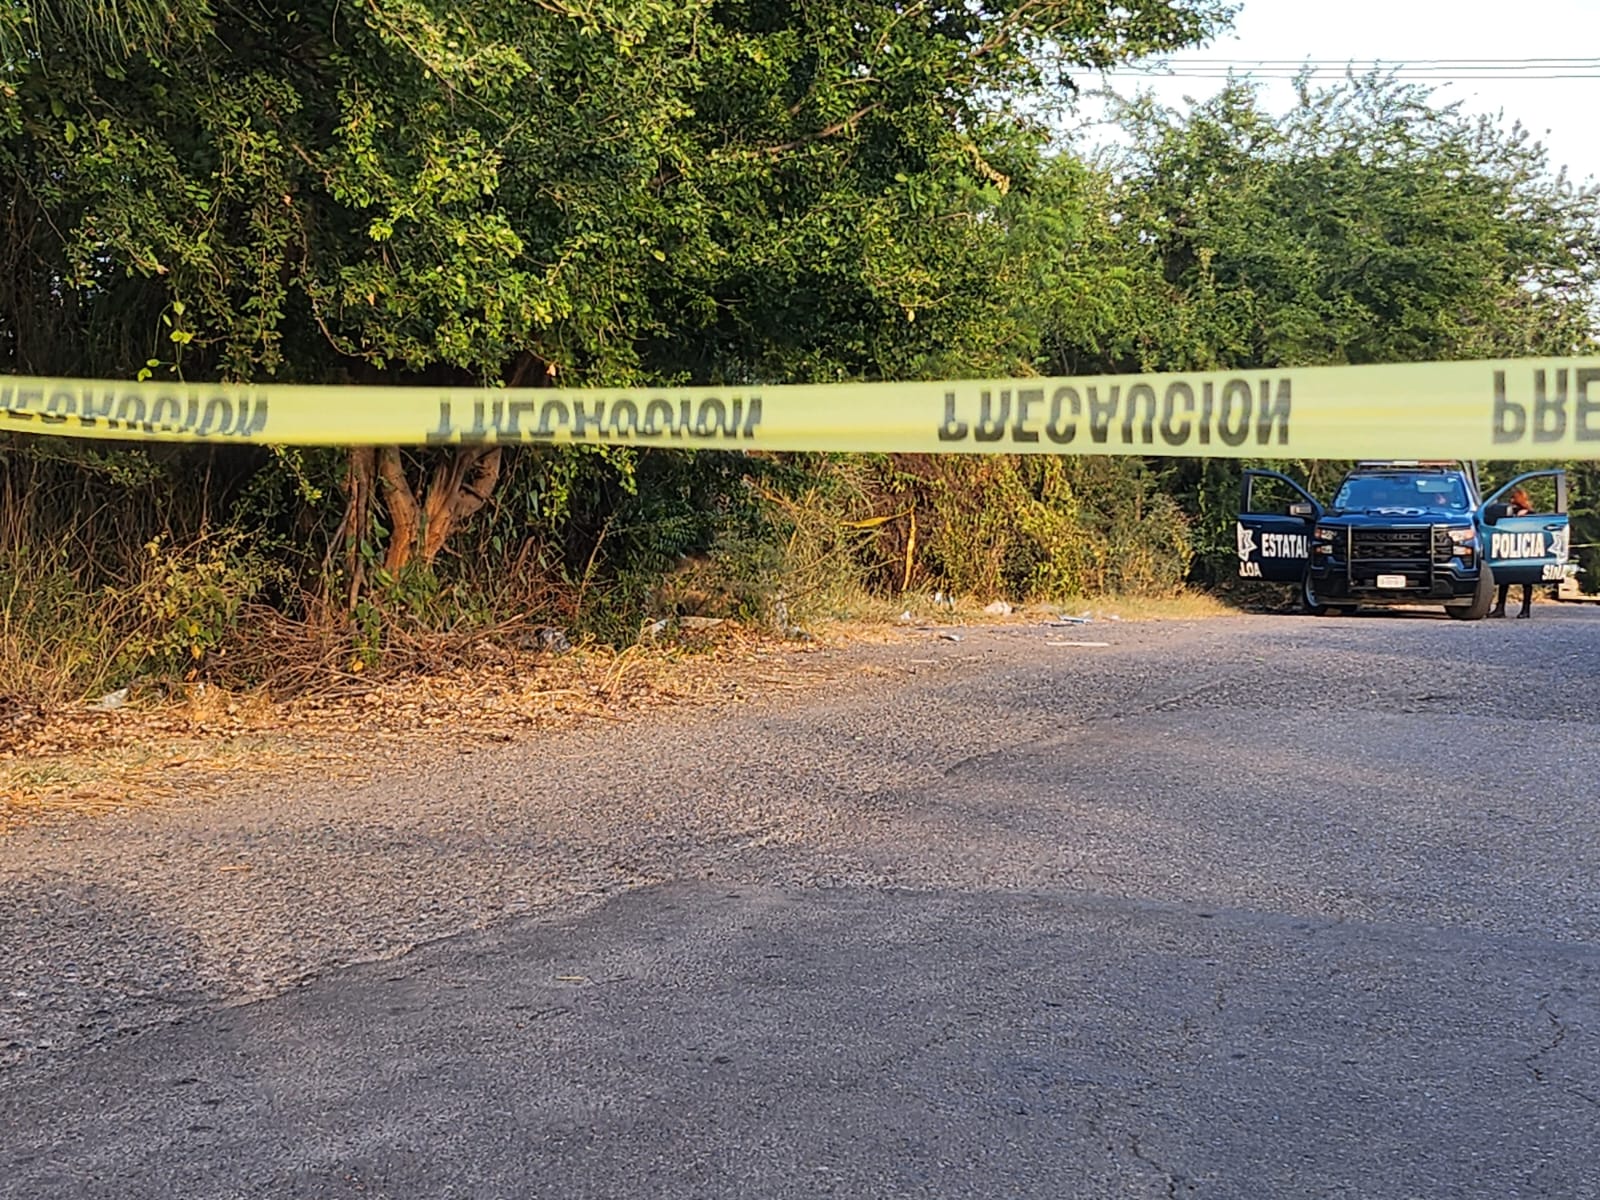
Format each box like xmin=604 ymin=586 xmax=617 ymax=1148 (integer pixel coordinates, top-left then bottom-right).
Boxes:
xmin=2 ymin=437 xmax=1205 ymax=705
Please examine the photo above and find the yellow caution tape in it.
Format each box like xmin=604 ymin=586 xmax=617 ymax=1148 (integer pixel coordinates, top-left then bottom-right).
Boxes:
xmin=3 ymin=357 xmax=1600 ymax=458
xmin=839 ymin=509 xmax=913 ymax=529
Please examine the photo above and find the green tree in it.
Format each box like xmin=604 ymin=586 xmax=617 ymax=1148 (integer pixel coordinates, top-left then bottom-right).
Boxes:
xmin=0 ymin=0 xmax=1233 ymax=610
xmin=1055 ymin=72 xmax=1600 ymax=578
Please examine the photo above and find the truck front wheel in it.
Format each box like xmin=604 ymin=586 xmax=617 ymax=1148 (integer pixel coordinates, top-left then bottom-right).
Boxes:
xmin=1301 ymin=573 xmax=1345 ymax=616
xmin=1447 ymin=563 xmax=1495 ymax=621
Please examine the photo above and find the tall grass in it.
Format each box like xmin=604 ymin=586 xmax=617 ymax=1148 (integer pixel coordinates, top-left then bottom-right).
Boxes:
xmin=1 ymin=438 xmax=1202 ymax=704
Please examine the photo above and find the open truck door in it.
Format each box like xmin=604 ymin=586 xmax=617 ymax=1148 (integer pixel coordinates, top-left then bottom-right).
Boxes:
xmin=1236 ymin=469 xmax=1321 ymax=583
xmin=1479 ymin=470 xmax=1571 ymax=586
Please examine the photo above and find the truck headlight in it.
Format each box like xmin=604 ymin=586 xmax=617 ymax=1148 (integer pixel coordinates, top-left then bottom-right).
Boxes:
xmin=1446 ymin=526 xmax=1476 ymax=557
xmin=1313 ymin=526 xmax=1340 ymax=554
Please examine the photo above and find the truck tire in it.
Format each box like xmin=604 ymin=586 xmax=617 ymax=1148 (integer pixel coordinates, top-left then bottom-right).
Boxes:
xmin=1447 ymin=563 xmax=1495 ymax=621
xmin=1301 ymin=572 xmax=1346 ymax=616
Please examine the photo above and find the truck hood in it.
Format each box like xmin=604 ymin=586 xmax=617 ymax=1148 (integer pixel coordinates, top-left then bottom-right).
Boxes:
xmin=1321 ymin=510 xmax=1474 ymax=526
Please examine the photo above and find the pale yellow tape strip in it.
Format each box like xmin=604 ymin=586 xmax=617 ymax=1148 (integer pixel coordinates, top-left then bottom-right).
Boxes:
xmin=2 ymin=357 xmax=1599 ymax=459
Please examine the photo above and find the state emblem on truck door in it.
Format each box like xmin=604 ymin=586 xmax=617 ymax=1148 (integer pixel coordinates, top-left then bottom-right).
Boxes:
xmin=1550 ymin=526 xmax=1570 ymax=563
xmin=1236 ymin=521 xmax=1258 ymax=574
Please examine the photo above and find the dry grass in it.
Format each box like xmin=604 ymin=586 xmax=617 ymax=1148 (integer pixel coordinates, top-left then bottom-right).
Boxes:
xmin=799 ymin=585 xmax=1240 ymax=629
xmin=0 ymin=624 xmax=850 ymax=833
xmin=0 ymin=589 xmax=1234 ymax=834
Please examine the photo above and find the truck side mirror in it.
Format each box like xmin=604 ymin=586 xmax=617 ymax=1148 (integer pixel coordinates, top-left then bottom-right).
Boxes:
xmin=1288 ymin=502 xmax=1315 ymax=518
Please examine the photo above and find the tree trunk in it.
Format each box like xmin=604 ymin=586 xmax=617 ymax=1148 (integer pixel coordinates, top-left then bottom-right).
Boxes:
xmin=376 ymin=445 xmax=503 ymax=574
xmin=420 ymin=446 xmax=503 ymax=564
xmin=334 ymin=353 xmax=534 ymax=600
xmin=336 ymin=446 xmax=376 ymax=609
xmin=377 ymin=445 xmax=421 ymax=573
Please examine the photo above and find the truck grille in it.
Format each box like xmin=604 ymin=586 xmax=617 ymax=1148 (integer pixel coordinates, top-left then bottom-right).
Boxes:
xmin=1350 ymin=528 xmax=1431 ymax=567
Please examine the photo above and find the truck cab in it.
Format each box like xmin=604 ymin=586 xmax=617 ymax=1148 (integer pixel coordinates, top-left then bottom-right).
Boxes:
xmin=1236 ymin=460 xmax=1572 ymax=620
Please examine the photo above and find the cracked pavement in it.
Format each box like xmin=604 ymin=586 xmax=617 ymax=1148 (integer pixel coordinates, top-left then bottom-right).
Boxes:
xmin=3 ymin=608 xmax=1600 ymax=1198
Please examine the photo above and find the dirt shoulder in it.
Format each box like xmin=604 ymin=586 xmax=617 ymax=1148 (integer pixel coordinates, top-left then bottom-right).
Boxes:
xmin=0 ymin=595 xmax=1233 ymax=834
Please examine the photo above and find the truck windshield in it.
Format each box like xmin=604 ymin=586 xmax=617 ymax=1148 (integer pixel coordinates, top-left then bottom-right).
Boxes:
xmin=1333 ymin=474 xmax=1470 ymax=513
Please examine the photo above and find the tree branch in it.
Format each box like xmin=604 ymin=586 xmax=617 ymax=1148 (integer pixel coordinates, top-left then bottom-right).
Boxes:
xmin=762 ymin=105 xmax=880 ymax=156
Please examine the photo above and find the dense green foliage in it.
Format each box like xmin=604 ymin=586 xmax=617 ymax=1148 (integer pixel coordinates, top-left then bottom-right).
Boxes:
xmin=2 ymin=2 xmax=1598 ymax=699
xmin=0 ymin=0 xmax=1228 ymax=383
xmin=1079 ymin=76 xmax=1600 ymax=580
xmin=1107 ymin=79 xmax=1598 ymax=373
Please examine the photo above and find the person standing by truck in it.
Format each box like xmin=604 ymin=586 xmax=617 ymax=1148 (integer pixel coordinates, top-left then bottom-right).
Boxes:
xmin=1487 ymin=487 xmax=1535 ymax=618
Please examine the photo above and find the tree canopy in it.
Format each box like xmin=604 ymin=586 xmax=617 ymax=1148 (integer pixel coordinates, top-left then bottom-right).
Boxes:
xmin=0 ymin=0 xmax=1234 ymax=386
xmin=1055 ymin=72 xmax=1600 ymax=579
xmin=1106 ymin=74 xmax=1599 ymax=372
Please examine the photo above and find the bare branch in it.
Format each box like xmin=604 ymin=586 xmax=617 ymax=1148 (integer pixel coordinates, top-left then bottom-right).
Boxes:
xmin=762 ymin=105 xmax=880 ymax=156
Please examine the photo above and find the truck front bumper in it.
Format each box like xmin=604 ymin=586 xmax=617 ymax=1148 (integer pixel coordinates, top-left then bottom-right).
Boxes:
xmin=1307 ymin=559 xmax=1479 ymax=604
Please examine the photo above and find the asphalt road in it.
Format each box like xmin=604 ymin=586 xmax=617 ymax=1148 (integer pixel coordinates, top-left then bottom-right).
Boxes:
xmin=4 ymin=606 xmax=1599 ymax=1198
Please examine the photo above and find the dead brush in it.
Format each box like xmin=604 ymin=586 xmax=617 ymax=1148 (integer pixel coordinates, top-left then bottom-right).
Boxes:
xmin=744 ymin=460 xmax=895 ymax=622
xmin=202 ymin=594 xmax=581 ymax=701
xmin=0 ymin=527 xmax=151 ymax=705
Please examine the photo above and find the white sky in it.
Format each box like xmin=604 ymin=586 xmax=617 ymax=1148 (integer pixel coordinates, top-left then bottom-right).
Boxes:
xmin=1070 ymin=0 xmax=1600 ymax=184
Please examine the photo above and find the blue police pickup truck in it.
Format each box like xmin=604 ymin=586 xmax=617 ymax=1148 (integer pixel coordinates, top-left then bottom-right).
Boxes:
xmin=1236 ymin=460 xmax=1572 ymax=620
